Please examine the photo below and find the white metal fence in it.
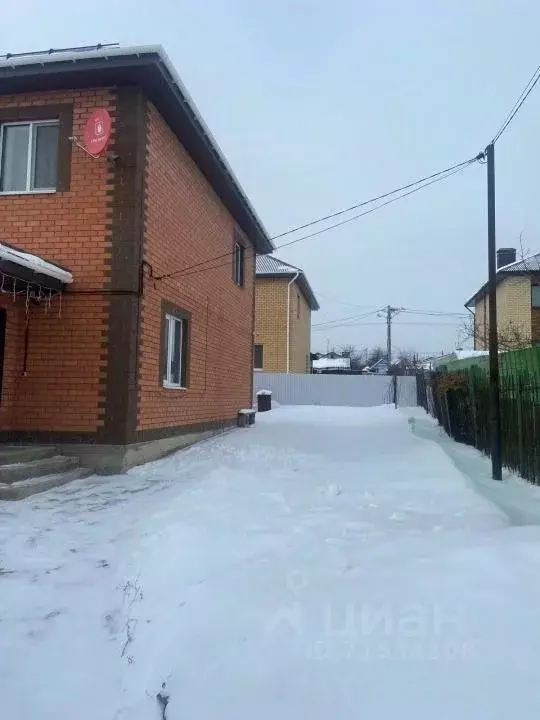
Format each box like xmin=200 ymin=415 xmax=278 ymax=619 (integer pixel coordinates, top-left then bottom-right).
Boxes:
xmin=253 ymin=373 xmax=418 ymax=408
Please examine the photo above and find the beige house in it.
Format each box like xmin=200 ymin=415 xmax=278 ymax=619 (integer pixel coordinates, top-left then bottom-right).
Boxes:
xmin=466 ymin=247 xmax=540 ymax=349
xmin=255 ymin=256 xmax=319 ymax=373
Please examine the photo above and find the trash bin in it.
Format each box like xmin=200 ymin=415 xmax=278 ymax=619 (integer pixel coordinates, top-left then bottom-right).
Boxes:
xmin=256 ymin=390 xmax=272 ymax=412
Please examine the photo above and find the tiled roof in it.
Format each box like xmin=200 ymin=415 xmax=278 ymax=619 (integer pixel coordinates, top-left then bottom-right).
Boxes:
xmin=256 ymin=255 xmax=319 ymax=310
xmin=465 ymin=252 xmax=540 ymax=307
xmin=499 ymin=254 xmax=540 ymax=273
xmin=256 ymin=255 xmax=300 ymax=275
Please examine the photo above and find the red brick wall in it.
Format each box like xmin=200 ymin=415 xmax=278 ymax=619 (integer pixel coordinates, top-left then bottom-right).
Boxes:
xmin=138 ymin=102 xmax=255 ymax=431
xmin=0 ymin=89 xmax=113 ymax=433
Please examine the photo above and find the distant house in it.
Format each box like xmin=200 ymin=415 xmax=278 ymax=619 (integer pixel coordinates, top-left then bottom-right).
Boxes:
xmin=254 ymin=256 xmax=319 ymax=373
xmin=312 ymin=357 xmax=351 ymax=373
xmin=466 ymin=247 xmax=540 ymax=349
xmin=363 ymin=358 xmax=389 ymax=375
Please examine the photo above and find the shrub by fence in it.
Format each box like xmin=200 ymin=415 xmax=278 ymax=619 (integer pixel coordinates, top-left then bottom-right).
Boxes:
xmin=425 ymin=347 xmax=540 ymax=485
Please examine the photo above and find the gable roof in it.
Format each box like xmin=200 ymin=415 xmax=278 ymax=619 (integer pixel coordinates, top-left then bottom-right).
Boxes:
xmin=0 ymin=45 xmax=273 ymax=254
xmin=465 ymin=252 xmax=540 ymax=307
xmin=256 ymin=255 xmax=320 ymax=310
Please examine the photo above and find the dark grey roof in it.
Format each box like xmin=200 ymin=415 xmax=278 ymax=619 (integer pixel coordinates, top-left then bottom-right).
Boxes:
xmin=0 ymin=45 xmax=273 ymax=254
xmin=465 ymin=252 xmax=540 ymax=307
xmin=256 ymin=255 xmax=319 ymax=310
xmin=500 ymin=254 xmax=540 ymax=272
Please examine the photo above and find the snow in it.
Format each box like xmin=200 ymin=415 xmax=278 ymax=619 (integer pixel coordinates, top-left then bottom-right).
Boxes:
xmin=0 ymin=242 xmax=73 ymax=284
xmin=312 ymin=357 xmax=350 ymax=370
xmin=2 ymin=405 xmax=540 ymax=719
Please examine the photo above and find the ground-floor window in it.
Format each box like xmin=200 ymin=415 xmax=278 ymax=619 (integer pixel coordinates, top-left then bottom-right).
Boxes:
xmin=163 ymin=311 xmax=188 ymax=388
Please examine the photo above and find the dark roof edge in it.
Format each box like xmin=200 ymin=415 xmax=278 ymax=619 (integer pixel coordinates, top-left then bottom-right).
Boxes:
xmin=0 ymin=46 xmax=273 ymax=254
xmin=257 ymin=271 xmax=319 ymax=310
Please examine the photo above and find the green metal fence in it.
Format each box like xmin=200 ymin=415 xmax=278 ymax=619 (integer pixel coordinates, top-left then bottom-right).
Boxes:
xmin=429 ymin=347 xmax=540 ymax=485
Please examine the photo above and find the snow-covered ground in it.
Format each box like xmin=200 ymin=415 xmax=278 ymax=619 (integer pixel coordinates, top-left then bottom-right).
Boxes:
xmin=2 ymin=405 xmax=540 ymax=719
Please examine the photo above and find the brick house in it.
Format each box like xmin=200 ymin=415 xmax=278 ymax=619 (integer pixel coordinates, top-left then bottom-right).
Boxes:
xmin=466 ymin=247 xmax=540 ymax=350
xmin=0 ymin=45 xmax=272 ymax=472
xmin=254 ymin=256 xmax=318 ymax=373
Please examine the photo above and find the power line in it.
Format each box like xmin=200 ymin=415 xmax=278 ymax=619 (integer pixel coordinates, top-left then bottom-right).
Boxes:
xmin=312 ymin=308 xmax=384 ymax=328
xmin=155 ymin=155 xmax=481 ymax=281
xmin=492 ymin=62 xmax=540 ymax=143
xmin=313 ymin=306 xmax=468 ymax=328
xmin=312 ymin=320 xmax=463 ymax=331
xmin=273 ymin=160 xmax=479 ymax=252
xmin=271 ymin=157 xmax=478 ymax=240
xmin=401 ymin=308 xmax=468 ymax=318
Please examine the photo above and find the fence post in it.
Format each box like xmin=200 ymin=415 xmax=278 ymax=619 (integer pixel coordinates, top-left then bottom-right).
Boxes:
xmin=392 ymin=375 xmax=398 ymax=408
xmin=469 ymin=369 xmax=479 ymax=449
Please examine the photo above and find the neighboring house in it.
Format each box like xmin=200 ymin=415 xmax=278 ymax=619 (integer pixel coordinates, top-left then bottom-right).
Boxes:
xmin=0 ymin=45 xmax=272 ymax=471
xmin=466 ymin=248 xmax=540 ymax=350
xmin=363 ymin=358 xmax=389 ymax=375
xmin=312 ymin=357 xmax=351 ymax=373
xmin=432 ymin=350 xmax=489 ymax=370
xmin=254 ymin=256 xmax=319 ymax=373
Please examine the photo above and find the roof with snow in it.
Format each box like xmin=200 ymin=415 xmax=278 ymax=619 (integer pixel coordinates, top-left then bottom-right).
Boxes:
xmin=0 ymin=242 xmax=72 ymax=286
xmin=0 ymin=45 xmax=272 ymax=255
xmin=312 ymin=357 xmax=350 ymax=370
xmin=465 ymin=252 xmax=540 ymax=307
xmin=256 ymin=256 xmax=319 ymax=310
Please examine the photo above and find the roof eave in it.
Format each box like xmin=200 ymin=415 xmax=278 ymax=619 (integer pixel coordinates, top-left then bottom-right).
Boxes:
xmin=0 ymin=49 xmax=273 ymax=255
xmin=255 ymin=271 xmax=319 ymax=310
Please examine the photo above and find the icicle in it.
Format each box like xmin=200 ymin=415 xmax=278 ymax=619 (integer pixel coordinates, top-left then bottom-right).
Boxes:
xmin=58 ymin=291 xmax=62 ymax=318
xmin=12 ymin=278 xmax=16 ymax=303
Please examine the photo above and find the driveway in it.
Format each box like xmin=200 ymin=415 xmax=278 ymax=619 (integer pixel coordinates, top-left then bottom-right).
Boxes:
xmin=2 ymin=405 xmax=540 ymax=719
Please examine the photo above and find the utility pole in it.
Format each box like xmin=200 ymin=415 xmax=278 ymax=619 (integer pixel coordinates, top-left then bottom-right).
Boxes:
xmin=385 ymin=305 xmax=400 ymax=368
xmin=486 ymin=143 xmax=502 ymax=480
xmin=385 ymin=305 xmax=400 ymax=408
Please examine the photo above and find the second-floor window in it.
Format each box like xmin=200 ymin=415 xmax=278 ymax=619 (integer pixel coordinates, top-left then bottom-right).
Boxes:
xmin=0 ymin=120 xmax=59 ymax=193
xmin=533 ymin=285 xmax=540 ymax=308
xmin=254 ymin=344 xmax=264 ymax=370
xmin=233 ymin=241 xmax=245 ymax=287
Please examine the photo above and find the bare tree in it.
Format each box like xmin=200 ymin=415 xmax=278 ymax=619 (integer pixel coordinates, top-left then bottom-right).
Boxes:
xmin=459 ymin=315 xmax=531 ymax=351
xmin=519 ymin=231 xmax=531 ymax=263
xmin=339 ymin=344 xmax=367 ymax=370
xmin=366 ymin=346 xmax=386 ymax=367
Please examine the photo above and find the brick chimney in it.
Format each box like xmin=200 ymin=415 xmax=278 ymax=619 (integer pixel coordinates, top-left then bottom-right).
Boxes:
xmin=497 ymin=247 xmax=516 ymax=269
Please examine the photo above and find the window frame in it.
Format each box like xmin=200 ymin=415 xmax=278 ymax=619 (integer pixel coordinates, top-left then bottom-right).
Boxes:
xmin=162 ymin=306 xmax=190 ymax=390
xmin=254 ymin=343 xmax=264 ymax=370
xmin=233 ymin=240 xmax=245 ymax=287
xmin=0 ymin=119 xmax=60 ymax=195
xmin=532 ymin=285 xmax=540 ymax=308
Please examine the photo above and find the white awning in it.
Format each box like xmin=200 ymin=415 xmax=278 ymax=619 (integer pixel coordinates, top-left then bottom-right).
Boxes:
xmin=0 ymin=243 xmax=73 ymax=284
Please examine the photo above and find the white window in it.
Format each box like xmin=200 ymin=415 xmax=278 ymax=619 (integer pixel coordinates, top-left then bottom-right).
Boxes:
xmin=0 ymin=120 xmax=59 ymax=193
xmin=163 ymin=313 xmax=188 ymax=388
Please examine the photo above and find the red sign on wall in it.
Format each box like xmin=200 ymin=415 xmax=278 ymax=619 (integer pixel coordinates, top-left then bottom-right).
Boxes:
xmin=83 ymin=109 xmax=112 ymax=156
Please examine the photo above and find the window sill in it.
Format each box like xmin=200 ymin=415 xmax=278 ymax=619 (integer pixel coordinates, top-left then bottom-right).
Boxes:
xmin=0 ymin=188 xmax=56 ymax=196
xmin=254 ymin=368 xmax=264 ymax=372
xmin=163 ymin=383 xmax=188 ymax=391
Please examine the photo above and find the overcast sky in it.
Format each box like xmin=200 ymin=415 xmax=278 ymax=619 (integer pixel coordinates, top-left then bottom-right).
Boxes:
xmin=4 ymin=1 xmax=540 ymax=357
